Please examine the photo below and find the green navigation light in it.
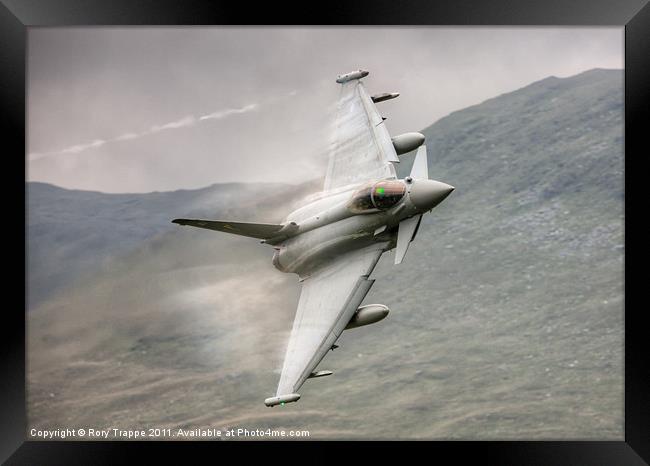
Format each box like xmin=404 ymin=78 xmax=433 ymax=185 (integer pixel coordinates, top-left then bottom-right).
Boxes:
xmin=376 ymin=187 xmax=385 ymax=195
xmin=280 ymin=402 xmax=285 ymax=406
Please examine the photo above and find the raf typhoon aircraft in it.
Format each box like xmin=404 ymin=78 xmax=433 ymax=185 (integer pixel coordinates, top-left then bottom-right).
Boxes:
xmin=172 ymin=69 xmax=454 ymax=407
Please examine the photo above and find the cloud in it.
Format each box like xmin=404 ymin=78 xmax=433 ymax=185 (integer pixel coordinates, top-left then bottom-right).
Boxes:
xmin=27 ymin=28 xmax=622 ymax=192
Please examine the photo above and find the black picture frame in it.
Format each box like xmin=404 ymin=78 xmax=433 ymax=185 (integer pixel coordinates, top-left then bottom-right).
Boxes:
xmin=3 ymin=0 xmax=648 ymax=463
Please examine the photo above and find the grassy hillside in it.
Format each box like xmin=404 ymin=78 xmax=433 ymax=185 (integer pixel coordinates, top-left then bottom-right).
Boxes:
xmin=26 ymin=181 xmax=310 ymax=307
xmin=27 ymin=69 xmax=623 ymax=439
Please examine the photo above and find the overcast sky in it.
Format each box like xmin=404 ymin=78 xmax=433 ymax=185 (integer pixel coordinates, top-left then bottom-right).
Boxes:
xmin=27 ymin=27 xmax=623 ymax=193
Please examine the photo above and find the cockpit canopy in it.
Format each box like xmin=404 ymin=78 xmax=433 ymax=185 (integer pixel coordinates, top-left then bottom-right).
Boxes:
xmin=347 ymin=180 xmax=406 ymax=213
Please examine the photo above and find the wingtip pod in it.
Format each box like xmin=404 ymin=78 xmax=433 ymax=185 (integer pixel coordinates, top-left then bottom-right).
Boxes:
xmin=264 ymin=393 xmax=301 ymax=407
xmin=336 ymin=69 xmax=369 ymax=84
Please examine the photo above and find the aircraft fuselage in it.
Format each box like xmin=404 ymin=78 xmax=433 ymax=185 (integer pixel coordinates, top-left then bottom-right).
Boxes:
xmin=271 ymin=177 xmax=454 ymax=276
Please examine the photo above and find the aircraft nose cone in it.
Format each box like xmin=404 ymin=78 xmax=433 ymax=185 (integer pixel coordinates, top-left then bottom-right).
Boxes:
xmin=409 ymin=180 xmax=455 ymax=210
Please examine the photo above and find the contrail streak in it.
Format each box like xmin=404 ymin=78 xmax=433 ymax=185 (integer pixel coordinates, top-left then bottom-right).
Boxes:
xmin=28 ymin=92 xmax=295 ymax=161
xmin=199 ymin=104 xmax=258 ymax=121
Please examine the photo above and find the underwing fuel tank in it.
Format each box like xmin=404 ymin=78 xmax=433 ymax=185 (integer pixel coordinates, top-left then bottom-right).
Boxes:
xmin=391 ymin=132 xmax=425 ymax=155
xmin=336 ymin=69 xmax=369 ymax=83
xmin=264 ymin=393 xmax=300 ymax=407
xmin=345 ymin=304 xmax=389 ymax=330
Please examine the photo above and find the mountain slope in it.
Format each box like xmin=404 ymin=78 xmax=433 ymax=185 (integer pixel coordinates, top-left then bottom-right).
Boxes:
xmin=27 ymin=181 xmax=315 ymax=307
xmin=27 ymin=69 xmax=623 ymax=439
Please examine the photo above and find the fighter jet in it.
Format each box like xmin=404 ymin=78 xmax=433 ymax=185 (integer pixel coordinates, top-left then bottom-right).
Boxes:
xmin=172 ymin=70 xmax=454 ymax=407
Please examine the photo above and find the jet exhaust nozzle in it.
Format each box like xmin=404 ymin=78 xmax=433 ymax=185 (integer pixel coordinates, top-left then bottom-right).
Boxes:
xmin=345 ymin=304 xmax=389 ymax=330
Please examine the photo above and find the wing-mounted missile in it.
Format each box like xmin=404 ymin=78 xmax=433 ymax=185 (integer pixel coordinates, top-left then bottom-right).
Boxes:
xmin=336 ymin=69 xmax=369 ymax=83
xmin=391 ymin=132 xmax=425 ymax=156
xmin=371 ymin=92 xmax=400 ymax=103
